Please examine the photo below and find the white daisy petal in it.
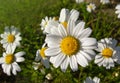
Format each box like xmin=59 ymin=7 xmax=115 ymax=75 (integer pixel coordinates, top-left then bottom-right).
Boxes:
xmin=67 ymin=20 xmax=75 ymax=35
xmin=15 ymin=36 xmax=22 ymax=41
xmin=70 ymin=55 xmax=78 ymax=71
xmin=2 ymin=64 xmax=8 ymax=74
xmin=108 ymin=58 xmax=114 ymax=67
xmin=3 ymin=52 xmax=7 ymax=57
xmin=12 ymin=62 xmax=21 ymax=75
xmin=81 ymin=38 xmax=96 ymax=47
xmin=0 ymin=39 xmax=7 ymax=44
xmin=35 ymin=50 xmax=41 ymax=61
xmin=15 ymin=51 xmax=26 ymax=57
xmin=80 ymin=51 xmax=92 ymax=61
xmin=72 ymin=21 xmax=85 ymax=37
xmin=115 ymin=10 xmax=120 ymax=14
xmin=93 ymin=77 xmax=100 ymax=83
xmin=14 ymin=41 xmax=21 ymax=46
xmin=58 ymin=24 xmax=67 ymax=37
xmin=50 ymin=56 xmax=56 ymax=64
xmin=50 ymin=26 xmax=59 ymax=35
xmin=60 ymin=56 xmax=70 ymax=72
xmin=45 ymin=35 xmax=61 ymax=48
xmin=82 ymin=46 xmax=97 ymax=50
xmin=5 ymin=43 xmax=15 ymax=53
xmin=53 ymin=53 xmax=66 ymax=68
xmin=118 ymin=14 xmax=120 ymax=18
xmin=69 ymin=9 xmax=79 ymax=22
xmin=6 ymin=64 xmax=11 ymax=76
xmin=16 ymin=57 xmax=25 ymax=62
xmin=12 ymin=67 xmax=17 ymax=75
xmin=97 ymin=58 xmax=105 ymax=67
xmin=84 ymin=50 xmax=96 ymax=58
xmin=96 ymin=42 xmax=105 ymax=52
xmin=0 ymin=57 xmax=5 ymax=64
xmin=45 ymin=47 xmax=61 ymax=56
xmin=78 ymin=28 xmax=92 ymax=38
xmin=103 ymin=58 xmax=109 ymax=67
xmin=59 ymin=8 xmax=69 ymax=22
xmin=116 ymin=4 xmax=120 ymax=9
xmin=1 ymin=34 xmax=7 ymax=38
xmin=76 ymin=52 xmax=88 ymax=67
xmin=95 ymin=55 xmax=104 ymax=64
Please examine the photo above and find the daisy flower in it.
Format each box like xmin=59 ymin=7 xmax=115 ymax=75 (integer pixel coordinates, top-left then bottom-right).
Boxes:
xmin=0 ymin=26 xmax=22 ymax=51
xmin=84 ymin=76 xmax=100 ymax=83
xmin=40 ymin=16 xmax=59 ymax=34
xmin=45 ymin=20 xmax=97 ymax=72
xmin=115 ymin=4 xmax=120 ymax=18
xmin=87 ymin=3 xmax=96 ymax=13
xmin=75 ymin=0 xmax=84 ymax=4
xmin=35 ymin=43 xmax=50 ymax=68
xmin=59 ymin=8 xmax=79 ymax=28
xmin=100 ymin=0 xmax=110 ymax=4
xmin=94 ymin=38 xmax=120 ymax=69
xmin=0 ymin=48 xmax=25 ymax=76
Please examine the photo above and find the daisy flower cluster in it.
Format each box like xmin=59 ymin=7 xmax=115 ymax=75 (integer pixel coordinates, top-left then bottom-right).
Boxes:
xmin=34 ymin=1 xmax=120 ymax=82
xmin=35 ymin=8 xmax=97 ymax=73
xmin=0 ymin=26 xmax=25 ymax=76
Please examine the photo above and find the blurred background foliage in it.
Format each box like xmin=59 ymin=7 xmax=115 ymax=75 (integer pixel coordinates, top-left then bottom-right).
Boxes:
xmin=0 ymin=0 xmax=120 ymax=83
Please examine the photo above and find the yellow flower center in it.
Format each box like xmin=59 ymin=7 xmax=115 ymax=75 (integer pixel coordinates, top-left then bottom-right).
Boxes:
xmin=102 ymin=48 xmax=113 ymax=58
xmin=61 ymin=21 xmax=68 ymax=28
xmin=60 ymin=36 xmax=79 ymax=56
xmin=40 ymin=47 xmax=47 ymax=58
xmin=7 ymin=34 xmax=15 ymax=43
xmin=5 ymin=54 xmax=14 ymax=64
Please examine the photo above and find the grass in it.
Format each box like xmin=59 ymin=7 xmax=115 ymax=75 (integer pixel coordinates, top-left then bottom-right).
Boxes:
xmin=0 ymin=0 xmax=120 ymax=83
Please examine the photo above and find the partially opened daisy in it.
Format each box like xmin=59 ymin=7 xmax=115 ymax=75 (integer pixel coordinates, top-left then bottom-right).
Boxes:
xmin=100 ymin=0 xmax=110 ymax=4
xmin=32 ymin=62 xmax=42 ymax=70
xmin=84 ymin=76 xmax=100 ymax=83
xmin=45 ymin=73 xmax=53 ymax=80
xmin=0 ymin=26 xmax=22 ymax=51
xmin=115 ymin=4 xmax=120 ymax=18
xmin=59 ymin=8 xmax=79 ymax=28
xmin=95 ymin=38 xmax=120 ymax=69
xmin=35 ymin=43 xmax=50 ymax=68
xmin=32 ymin=62 xmax=46 ymax=74
xmin=87 ymin=3 xmax=96 ymax=13
xmin=0 ymin=48 xmax=25 ymax=76
xmin=45 ymin=20 xmax=97 ymax=72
